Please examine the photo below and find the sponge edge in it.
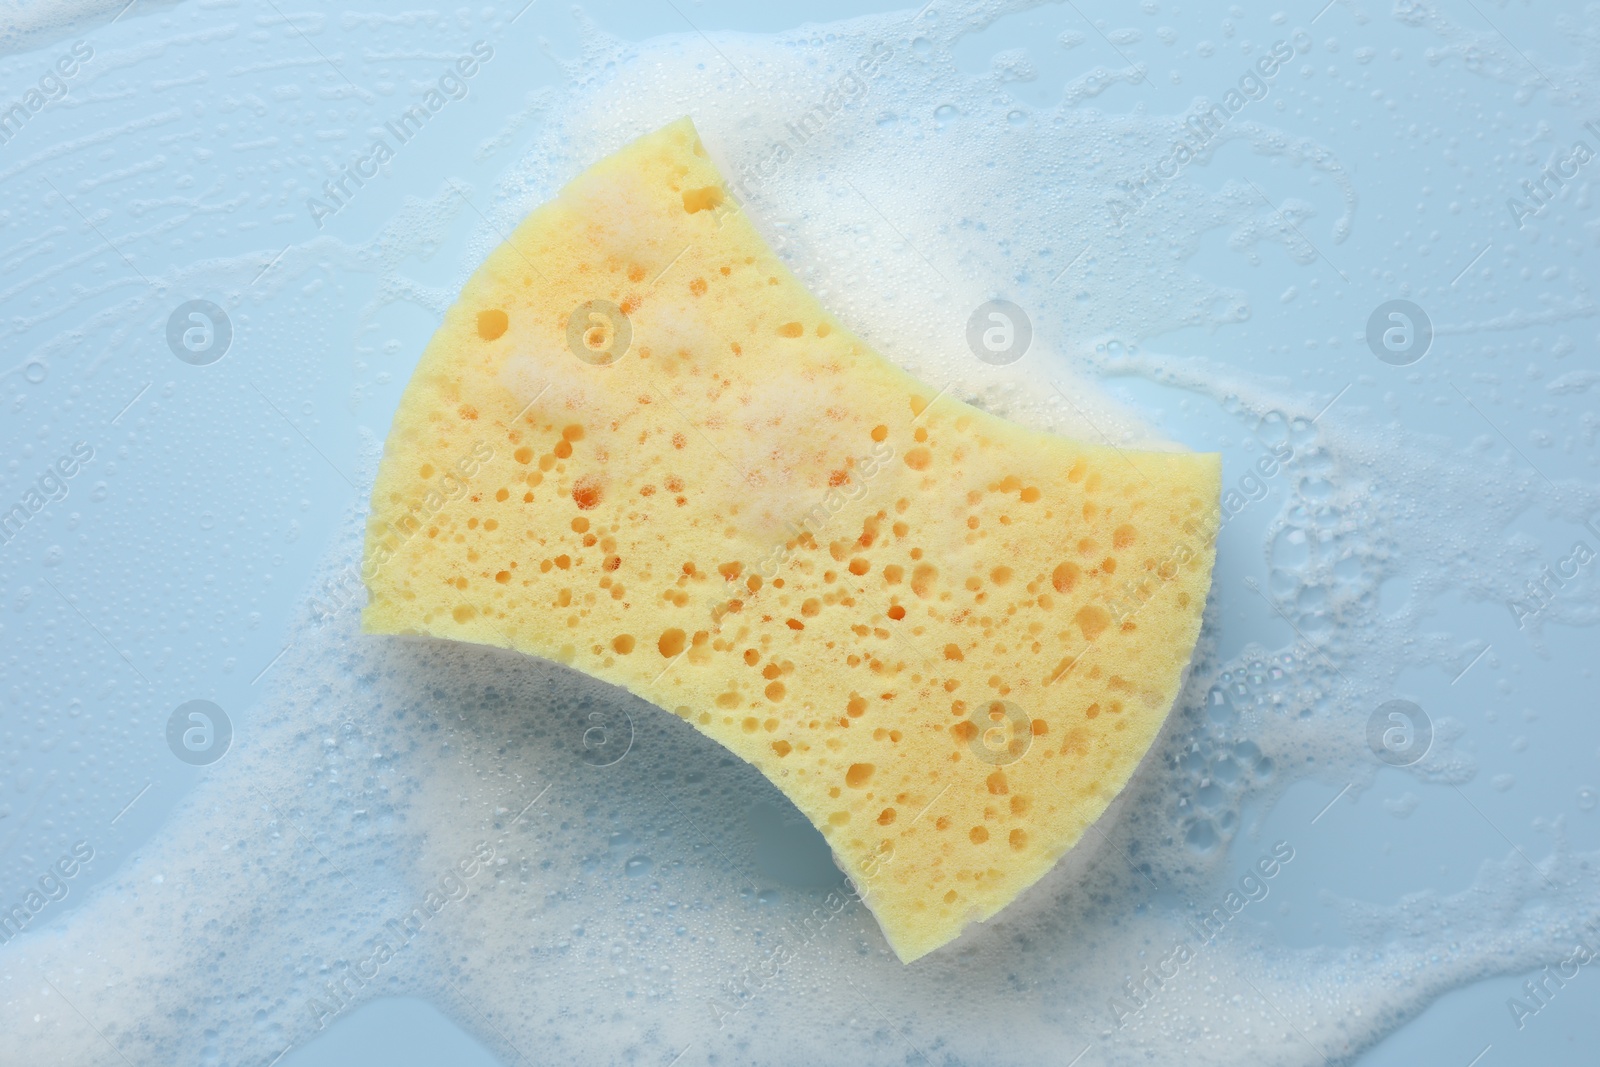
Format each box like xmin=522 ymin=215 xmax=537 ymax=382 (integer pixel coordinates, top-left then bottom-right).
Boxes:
xmin=362 ymin=117 xmax=1221 ymax=962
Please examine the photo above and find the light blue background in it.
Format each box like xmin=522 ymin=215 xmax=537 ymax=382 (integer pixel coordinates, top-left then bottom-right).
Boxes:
xmin=1 ymin=1 xmax=1595 ymax=1064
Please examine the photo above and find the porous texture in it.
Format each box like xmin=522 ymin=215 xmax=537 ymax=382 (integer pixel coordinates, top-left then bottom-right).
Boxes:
xmin=363 ymin=118 xmax=1220 ymax=962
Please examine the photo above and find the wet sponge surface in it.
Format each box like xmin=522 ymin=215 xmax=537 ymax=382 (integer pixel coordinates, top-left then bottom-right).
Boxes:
xmin=362 ymin=117 xmax=1220 ymax=962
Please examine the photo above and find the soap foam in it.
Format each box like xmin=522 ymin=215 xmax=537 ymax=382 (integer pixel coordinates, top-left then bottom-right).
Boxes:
xmin=0 ymin=0 xmax=180 ymax=59
xmin=4 ymin=2 xmax=1600 ymax=1065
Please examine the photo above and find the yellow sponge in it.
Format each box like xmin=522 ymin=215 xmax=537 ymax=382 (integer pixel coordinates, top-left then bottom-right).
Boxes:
xmin=363 ymin=118 xmax=1219 ymax=962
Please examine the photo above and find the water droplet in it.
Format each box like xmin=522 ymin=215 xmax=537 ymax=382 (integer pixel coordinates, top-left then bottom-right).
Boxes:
xmin=1579 ymin=787 xmax=1597 ymax=811
xmin=624 ymin=855 xmax=653 ymax=877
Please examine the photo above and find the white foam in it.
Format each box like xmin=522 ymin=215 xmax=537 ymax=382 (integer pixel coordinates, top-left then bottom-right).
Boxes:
xmin=0 ymin=0 xmax=182 ymax=59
